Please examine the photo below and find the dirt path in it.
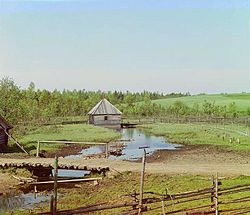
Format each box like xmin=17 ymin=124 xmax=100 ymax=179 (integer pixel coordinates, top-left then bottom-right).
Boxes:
xmin=1 ymin=145 xmax=250 ymax=177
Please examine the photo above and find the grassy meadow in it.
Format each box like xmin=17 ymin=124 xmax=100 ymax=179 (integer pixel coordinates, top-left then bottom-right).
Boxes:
xmin=9 ymin=124 xmax=121 ymax=154
xmin=152 ymin=93 xmax=250 ymax=113
xmin=7 ymin=173 xmax=250 ymax=215
xmin=141 ymin=122 xmax=250 ymax=151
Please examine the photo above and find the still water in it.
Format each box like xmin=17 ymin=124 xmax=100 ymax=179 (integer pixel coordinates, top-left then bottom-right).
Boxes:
xmin=66 ymin=128 xmax=181 ymax=160
xmin=0 ymin=191 xmax=53 ymax=212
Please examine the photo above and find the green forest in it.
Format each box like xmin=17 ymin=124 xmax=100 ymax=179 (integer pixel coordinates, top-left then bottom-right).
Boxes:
xmin=0 ymin=77 xmax=249 ymax=125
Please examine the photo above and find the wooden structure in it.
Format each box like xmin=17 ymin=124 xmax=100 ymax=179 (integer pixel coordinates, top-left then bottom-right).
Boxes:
xmin=0 ymin=162 xmax=109 ymax=177
xmin=37 ymin=175 xmax=250 ymax=215
xmin=0 ymin=115 xmax=13 ymax=152
xmin=88 ymin=99 xmax=122 ymax=127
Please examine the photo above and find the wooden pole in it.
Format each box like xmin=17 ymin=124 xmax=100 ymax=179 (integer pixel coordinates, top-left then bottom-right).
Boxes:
xmin=53 ymin=156 xmax=58 ymax=215
xmin=161 ymin=200 xmax=166 ymax=215
xmin=211 ymin=175 xmax=215 ymax=210
xmin=215 ymin=173 xmax=219 ymax=215
xmin=50 ymin=195 xmax=54 ymax=214
xmin=36 ymin=141 xmax=40 ymax=157
xmin=106 ymin=143 xmax=108 ymax=159
xmin=138 ymin=148 xmax=146 ymax=215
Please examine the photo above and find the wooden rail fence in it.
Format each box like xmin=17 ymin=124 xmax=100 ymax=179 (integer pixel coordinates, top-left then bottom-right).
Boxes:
xmin=35 ymin=174 xmax=250 ymax=215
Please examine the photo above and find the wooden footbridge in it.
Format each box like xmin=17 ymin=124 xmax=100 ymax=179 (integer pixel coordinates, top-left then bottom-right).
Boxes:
xmin=0 ymin=161 xmax=109 ymax=177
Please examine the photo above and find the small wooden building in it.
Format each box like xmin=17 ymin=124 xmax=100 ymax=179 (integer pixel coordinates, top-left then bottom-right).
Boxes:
xmin=0 ymin=115 xmax=13 ymax=152
xmin=88 ymin=99 xmax=122 ymax=127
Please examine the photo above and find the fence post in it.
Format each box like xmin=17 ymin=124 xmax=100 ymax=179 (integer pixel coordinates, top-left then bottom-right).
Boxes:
xmin=161 ymin=200 xmax=166 ymax=215
xmin=53 ymin=156 xmax=58 ymax=215
xmin=50 ymin=195 xmax=54 ymax=214
xmin=138 ymin=148 xmax=146 ymax=215
xmin=36 ymin=141 xmax=40 ymax=157
xmin=215 ymin=173 xmax=219 ymax=215
xmin=106 ymin=143 xmax=109 ymax=159
xmin=211 ymin=176 xmax=215 ymax=209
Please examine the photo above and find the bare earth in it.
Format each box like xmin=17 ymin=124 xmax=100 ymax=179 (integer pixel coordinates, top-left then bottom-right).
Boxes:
xmin=1 ymin=145 xmax=250 ymax=178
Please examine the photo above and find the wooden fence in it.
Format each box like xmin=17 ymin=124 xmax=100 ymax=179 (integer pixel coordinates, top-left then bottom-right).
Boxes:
xmin=122 ymin=116 xmax=250 ymax=127
xmin=36 ymin=174 xmax=250 ymax=215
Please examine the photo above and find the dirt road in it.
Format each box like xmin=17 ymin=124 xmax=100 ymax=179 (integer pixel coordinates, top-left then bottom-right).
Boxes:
xmin=1 ymin=145 xmax=250 ymax=177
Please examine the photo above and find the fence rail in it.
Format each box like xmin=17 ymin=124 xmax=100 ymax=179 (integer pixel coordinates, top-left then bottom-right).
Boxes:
xmin=35 ymin=174 xmax=250 ymax=215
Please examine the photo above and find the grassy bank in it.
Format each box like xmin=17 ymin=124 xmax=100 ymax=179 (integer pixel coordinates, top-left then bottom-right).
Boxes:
xmin=141 ymin=123 xmax=250 ymax=151
xmin=9 ymin=124 xmax=121 ymax=154
xmin=6 ymin=173 xmax=250 ymax=215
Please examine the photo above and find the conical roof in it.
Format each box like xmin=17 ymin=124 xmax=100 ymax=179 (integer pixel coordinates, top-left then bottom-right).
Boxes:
xmin=88 ymin=99 xmax=122 ymax=115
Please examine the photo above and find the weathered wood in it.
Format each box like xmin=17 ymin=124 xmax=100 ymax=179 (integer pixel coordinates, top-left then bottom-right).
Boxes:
xmin=161 ymin=200 xmax=165 ymax=215
xmin=2 ymin=128 xmax=29 ymax=155
xmin=0 ymin=162 xmax=109 ymax=172
xmin=215 ymin=173 xmax=219 ymax=215
xmin=219 ymin=187 xmax=250 ymax=196
xmin=31 ymin=177 xmax=102 ymax=185
xmin=12 ymin=175 xmax=36 ymax=183
xmin=39 ymin=140 xmax=107 ymax=145
xmin=53 ymin=156 xmax=58 ymax=215
xmin=218 ymin=183 xmax=250 ymax=192
xmin=105 ymin=143 xmax=108 ymax=158
xmin=138 ymin=149 xmax=146 ymax=215
xmin=36 ymin=141 xmax=40 ymax=157
xmin=39 ymin=201 xmax=137 ymax=215
xmin=219 ymin=206 xmax=250 ymax=214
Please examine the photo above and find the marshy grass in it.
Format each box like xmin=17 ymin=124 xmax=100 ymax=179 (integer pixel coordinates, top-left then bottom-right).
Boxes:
xmin=140 ymin=123 xmax=250 ymax=151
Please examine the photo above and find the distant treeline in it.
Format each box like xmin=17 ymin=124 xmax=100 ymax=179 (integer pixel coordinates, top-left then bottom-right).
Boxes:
xmin=0 ymin=77 xmax=249 ymax=125
xmin=0 ymin=77 xmax=188 ymax=124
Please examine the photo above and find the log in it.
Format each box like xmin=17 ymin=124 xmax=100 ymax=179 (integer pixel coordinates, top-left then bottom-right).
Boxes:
xmin=39 ymin=140 xmax=107 ymax=145
xmin=31 ymin=177 xmax=102 ymax=185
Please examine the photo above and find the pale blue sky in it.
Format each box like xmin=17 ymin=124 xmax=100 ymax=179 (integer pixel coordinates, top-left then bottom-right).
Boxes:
xmin=0 ymin=0 xmax=250 ymax=93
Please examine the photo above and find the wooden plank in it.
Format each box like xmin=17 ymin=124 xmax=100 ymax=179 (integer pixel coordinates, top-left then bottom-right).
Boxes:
xmin=31 ymin=177 xmax=102 ymax=185
xmin=39 ymin=140 xmax=107 ymax=145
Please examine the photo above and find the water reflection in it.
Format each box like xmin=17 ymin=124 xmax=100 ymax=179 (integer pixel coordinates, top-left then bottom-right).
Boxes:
xmin=66 ymin=128 xmax=181 ymax=160
xmin=0 ymin=191 xmax=53 ymax=212
xmin=0 ymin=191 xmax=24 ymax=211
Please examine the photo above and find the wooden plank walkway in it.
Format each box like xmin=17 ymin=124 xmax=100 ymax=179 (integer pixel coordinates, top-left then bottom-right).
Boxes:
xmin=0 ymin=162 xmax=109 ymax=172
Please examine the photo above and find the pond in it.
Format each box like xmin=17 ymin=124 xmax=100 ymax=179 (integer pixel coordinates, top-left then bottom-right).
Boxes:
xmin=0 ymin=190 xmax=54 ymax=212
xmin=66 ymin=128 xmax=181 ymax=160
xmin=0 ymin=169 xmax=90 ymax=212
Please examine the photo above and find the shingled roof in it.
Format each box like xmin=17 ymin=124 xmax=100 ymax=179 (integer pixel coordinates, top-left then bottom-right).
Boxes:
xmin=88 ymin=99 xmax=122 ymax=115
xmin=0 ymin=115 xmax=13 ymax=130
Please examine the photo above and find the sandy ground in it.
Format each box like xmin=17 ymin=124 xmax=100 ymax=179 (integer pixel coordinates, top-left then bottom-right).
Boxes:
xmin=1 ymin=144 xmax=250 ymax=178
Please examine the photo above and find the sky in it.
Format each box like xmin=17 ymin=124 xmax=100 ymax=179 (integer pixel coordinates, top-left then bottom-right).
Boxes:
xmin=0 ymin=0 xmax=250 ymax=94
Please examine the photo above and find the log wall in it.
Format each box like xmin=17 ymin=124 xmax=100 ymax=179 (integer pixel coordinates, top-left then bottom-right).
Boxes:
xmin=90 ymin=115 xmax=121 ymax=126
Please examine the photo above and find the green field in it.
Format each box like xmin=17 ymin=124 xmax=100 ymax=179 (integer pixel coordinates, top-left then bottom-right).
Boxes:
xmin=10 ymin=124 xmax=121 ymax=154
xmin=152 ymin=93 xmax=250 ymax=113
xmin=141 ymin=122 xmax=250 ymax=151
